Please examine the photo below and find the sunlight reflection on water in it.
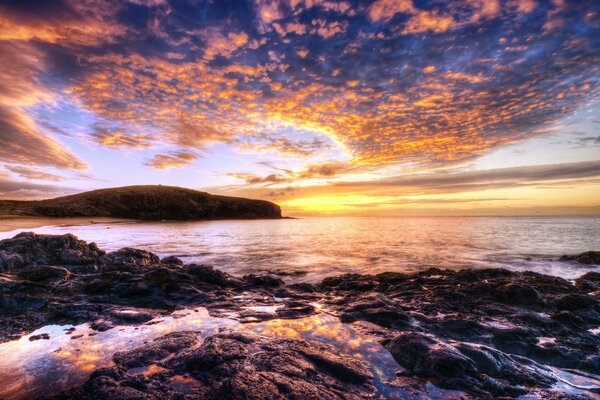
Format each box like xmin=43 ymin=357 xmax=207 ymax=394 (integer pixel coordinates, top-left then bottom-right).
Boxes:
xmin=0 ymin=308 xmax=407 ymax=399
xmin=0 ymin=216 xmax=598 ymax=282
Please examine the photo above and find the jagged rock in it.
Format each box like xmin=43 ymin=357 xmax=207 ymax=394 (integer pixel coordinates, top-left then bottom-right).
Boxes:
xmin=47 ymin=331 xmax=374 ymax=400
xmin=560 ymin=251 xmax=600 ymax=265
xmin=0 ymin=232 xmax=104 ymax=269
xmin=494 ymin=283 xmax=543 ymax=307
xmin=103 ymin=248 xmax=160 ymax=267
xmin=0 ymin=233 xmax=598 ymax=399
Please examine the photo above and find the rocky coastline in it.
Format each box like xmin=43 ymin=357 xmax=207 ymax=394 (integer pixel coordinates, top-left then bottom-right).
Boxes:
xmin=1 ymin=232 xmax=599 ymax=399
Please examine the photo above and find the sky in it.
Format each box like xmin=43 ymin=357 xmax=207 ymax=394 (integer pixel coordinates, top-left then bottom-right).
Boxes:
xmin=0 ymin=0 xmax=599 ymax=216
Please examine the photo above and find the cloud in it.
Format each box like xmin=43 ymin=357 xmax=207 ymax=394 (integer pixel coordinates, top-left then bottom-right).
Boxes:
xmin=0 ymin=107 xmax=86 ymax=170
xmin=92 ymin=129 xmax=153 ymax=149
xmin=5 ymin=165 xmax=65 ymax=181
xmin=236 ymin=136 xmax=332 ymax=157
xmin=368 ymin=0 xmax=414 ymax=22
xmin=0 ymin=38 xmax=85 ymax=170
xmin=337 ymin=161 xmax=600 ymax=193
xmin=227 ymin=173 xmax=287 ymax=185
xmin=0 ymin=0 xmax=126 ymax=45
xmin=0 ymin=177 xmax=75 ymax=200
xmin=0 ymin=0 xmax=596 ymax=203
xmin=145 ymin=150 xmax=198 ymax=170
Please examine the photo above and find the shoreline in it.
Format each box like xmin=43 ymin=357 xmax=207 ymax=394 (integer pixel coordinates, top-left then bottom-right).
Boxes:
xmin=0 ymin=232 xmax=599 ymax=399
xmin=0 ymin=216 xmax=138 ymax=233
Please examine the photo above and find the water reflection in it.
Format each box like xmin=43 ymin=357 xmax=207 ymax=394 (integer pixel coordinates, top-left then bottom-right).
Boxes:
xmin=0 ymin=309 xmax=238 ymax=400
xmin=2 ymin=306 xmax=597 ymax=399
xmin=1 ymin=216 xmax=598 ymax=282
xmin=1 ymin=308 xmax=404 ymax=399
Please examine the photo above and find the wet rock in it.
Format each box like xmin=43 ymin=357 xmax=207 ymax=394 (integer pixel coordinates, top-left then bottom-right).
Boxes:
xmin=184 ymin=264 xmax=236 ymax=286
xmin=160 ymin=256 xmax=183 ymax=266
xmin=554 ymin=293 xmax=597 ymax=310
xmin=386 ymin=331 xmax=556 ymax=397
xmin=241 ymin=274 xmax=283 ymax=288
xmin=0 ymin=250 xmax=23 ymax=271
xmin=560 ymin=251 xmax=600 ymax=265
xmin=575 ymin=272 xmax=600 ymax=292
xmin=49 ymin=331 xmax=374 ymax=400
xmin=103 ymin=248 xmax=160 ymax=267
xmin=386 ymin=332 xmax=477 ymax=379
xmin=1 ymin=233 xmax=599 ymax=399
xmin=113 ymin=331 xmax=200 ymax=368
xmin=16 ymin=265 xmax=69 ymax=282
xmin=0 ymin=232 xmax=104 ymax=268
xmin=29 ymin=333 xmax=50 ymax=341
xmin=338 ymin=296 xmax=410 ymax=328
xmin=494 ymin=283 xmax=543 ymax=307
xmin=275 ymin=301 xmax=315 ymax=319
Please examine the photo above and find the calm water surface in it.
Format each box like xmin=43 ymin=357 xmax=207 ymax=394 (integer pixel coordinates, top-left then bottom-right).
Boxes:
xmin=1 ymin=216 xmax=599 ymax=281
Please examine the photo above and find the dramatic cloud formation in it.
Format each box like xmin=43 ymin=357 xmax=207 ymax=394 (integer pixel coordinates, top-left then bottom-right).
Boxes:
xmin=0 ymin=0 xmax=597 ymax=213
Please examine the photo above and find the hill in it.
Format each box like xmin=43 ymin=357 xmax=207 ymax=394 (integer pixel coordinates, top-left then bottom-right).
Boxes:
xmin=0 ymin=185 xmax=282 ymax=220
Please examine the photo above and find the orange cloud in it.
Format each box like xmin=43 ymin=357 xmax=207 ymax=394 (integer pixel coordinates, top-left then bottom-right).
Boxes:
xmin=92 ymin=130 xmax=153 ymax=149
xmin=145 ymin=150 xmax=198 ymax=170
xmin=403 ymin=11 xmax=456 ymax=34
xmin=5 ymin=165 xmax=65 ymax=181
xmin=368 ymin=0 xmax=415 ymax=22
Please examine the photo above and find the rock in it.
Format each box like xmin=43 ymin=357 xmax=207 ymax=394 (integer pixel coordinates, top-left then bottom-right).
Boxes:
xmin=560 ymin=251 xmax=600 ymax=265
xmin=29 ymin=333 xmax=50 ymax=341
xmin=49 ymin=331 xmax=375 ymax=400
xmin=1 ymin=233 xmax=599 ymax=399
xmin=160 ymin=256 xmax=183 ymax=266
xmin=0 ymin=232 xmax=104 ymax=268
xmin=16 ymin=265 xmax=69 ymax=282
xmin=104 ymin=248 xmax=160 ymax=267
xmin=554 ymin=293 xmax=597 ymax=310
xmin=575 ymin=272 xmax=600 ymax=292
xmin=494 ymin=283 xmax=543 ymax=307
xmin=184 ymin=264 xmax=236 ymax=286
xmin=386 ymin=332 xmax=476 ymax=379
xmin=113 ymin=331 xmax=200 ymax=368
xmin=386 ymin=331 xmax=556 ymax=397
xmin=242 ymin=274 xmax=283 ymax=288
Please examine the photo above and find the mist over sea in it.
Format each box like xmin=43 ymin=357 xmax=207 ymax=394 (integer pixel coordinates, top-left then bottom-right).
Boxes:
xmin=2 ymin=216 xmax=599 ymax=282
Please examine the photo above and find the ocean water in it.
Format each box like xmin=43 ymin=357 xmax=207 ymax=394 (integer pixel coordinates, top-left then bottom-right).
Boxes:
xmin=1 ymin=216 xmax=599 ymax=281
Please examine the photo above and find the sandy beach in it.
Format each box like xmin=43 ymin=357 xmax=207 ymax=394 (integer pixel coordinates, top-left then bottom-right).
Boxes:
xmin=0 ymin=216 xmax=136 ymax=233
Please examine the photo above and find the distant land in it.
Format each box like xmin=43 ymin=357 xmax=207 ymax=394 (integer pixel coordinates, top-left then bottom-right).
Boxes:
xmin=0 ymin=185 xmax=282 ymax=220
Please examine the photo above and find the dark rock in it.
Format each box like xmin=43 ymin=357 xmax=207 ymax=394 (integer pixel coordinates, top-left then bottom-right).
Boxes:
xmin=494 ymin=283 xmax=542 ymax=307
xmin=104 ymin=248 xmax=160 ymax=267
xmin=113 ymin=331 xmax=200 ymax=368
xmin=386 ymin=332 xmax=476 ymax=378
xmin=17 ymin=265 xmax=69 ymax=282
xmin=184 ymin=264 xmax=236 ymax=286
xmin=0 ymin=232 xmax=104 ymax=268
xmin=554 ymin=293 xmax=597 ymax=310
xmin=575 ymin=272 xmax=600 ymax=292
xmin=50 ymin=331 xmax=374 ymax=400
xmin=560 ymin=251 xmax=600 ymax=265
xmin=0 ymin=233 xmax=599 ymax=399
xmin=242 ymin=274 xmax=283 ymax=288
xmin=29 ymin=333 xmax=50 ymax=341
xmin=160 ymin=256 xmax=183 ymax=266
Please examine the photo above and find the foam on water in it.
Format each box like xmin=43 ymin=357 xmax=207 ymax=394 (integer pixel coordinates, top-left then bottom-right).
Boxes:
xmin=0 ymin=216 xmax=598 ymax=283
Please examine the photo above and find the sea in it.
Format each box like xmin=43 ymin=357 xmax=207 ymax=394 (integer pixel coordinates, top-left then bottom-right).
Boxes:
xmin=1 ymin=215 xmax=598 ymax=281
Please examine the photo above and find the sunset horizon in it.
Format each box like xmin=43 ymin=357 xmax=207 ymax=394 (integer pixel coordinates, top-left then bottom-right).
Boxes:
xmin=1 ymin=2 xmax=599 ymax=399
xmin=0 ymin=0 xmax=598 ymax=216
